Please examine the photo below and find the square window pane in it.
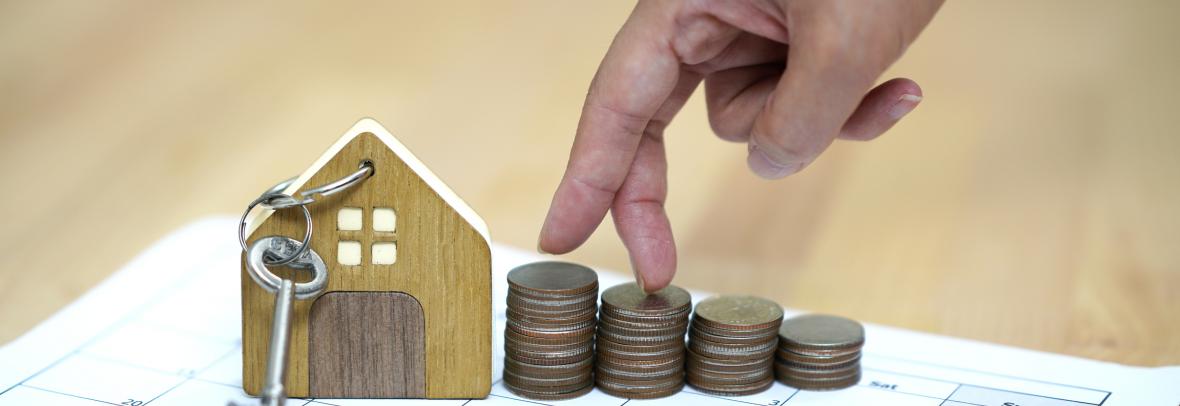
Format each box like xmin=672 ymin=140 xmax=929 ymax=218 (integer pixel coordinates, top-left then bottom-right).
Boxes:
xmin=373 ymin=207 xmax=397 ymax=232
xmin=372 ymin=242 xmax=397 ymax=265
xmin=337 ymin=241 xmax=361 ymax=266
xmin=338 ymin=207 xmax=362 ymax=231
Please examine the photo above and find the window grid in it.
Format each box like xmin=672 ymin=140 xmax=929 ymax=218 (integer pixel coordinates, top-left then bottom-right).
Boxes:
xmin=336 ymin=206 xmax=398 ymax=266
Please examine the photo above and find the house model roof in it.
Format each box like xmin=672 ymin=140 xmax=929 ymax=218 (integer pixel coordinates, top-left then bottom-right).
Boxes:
xmin=245 ymin=118 xmax=490 ymax=243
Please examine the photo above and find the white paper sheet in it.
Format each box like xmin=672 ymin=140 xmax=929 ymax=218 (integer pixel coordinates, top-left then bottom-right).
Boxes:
xmin=0 ymin=217 xmax=1176 ymax=406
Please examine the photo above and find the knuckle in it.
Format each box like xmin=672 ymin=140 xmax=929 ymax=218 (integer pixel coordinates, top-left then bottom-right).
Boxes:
xmin=586 ymin=98 xmax=651 ymax=138
xmin=568 ymin=174 xmax=617 ymax=199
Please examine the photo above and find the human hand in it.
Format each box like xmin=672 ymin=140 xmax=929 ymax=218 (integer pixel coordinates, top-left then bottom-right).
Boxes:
xmin=539 ymin=0 xmax=943 ymax=292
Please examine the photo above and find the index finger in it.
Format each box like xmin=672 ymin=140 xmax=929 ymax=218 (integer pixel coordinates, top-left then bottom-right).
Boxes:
xmin=539 ymin=3 xmax=681 ymax=254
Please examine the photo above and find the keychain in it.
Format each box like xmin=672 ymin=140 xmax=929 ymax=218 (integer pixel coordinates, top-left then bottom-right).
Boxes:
xmin=235 ymin=119 xmax=493 ymax=401
xmin=234 ymin=163 xmax=373 ymax=406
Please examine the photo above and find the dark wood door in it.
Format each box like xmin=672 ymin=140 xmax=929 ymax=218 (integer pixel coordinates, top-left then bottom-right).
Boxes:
xmin=309 ymin=292 xmax=426 ymax=398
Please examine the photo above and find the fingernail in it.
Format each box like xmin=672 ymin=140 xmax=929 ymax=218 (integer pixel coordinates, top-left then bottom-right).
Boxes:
xmin=888 ymin=94 xmax=922 ymax=120
xmin=747 ymin=142 xmax=802 ymax=179
xmin=536 ymin=239 xmax=551 ymax=255
xmin=634 ymin=272 xmax=647 ymax=293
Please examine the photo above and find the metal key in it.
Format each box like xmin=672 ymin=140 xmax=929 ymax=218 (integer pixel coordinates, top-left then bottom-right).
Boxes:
xmin=240 ymin=236 xmax=329 ymax=406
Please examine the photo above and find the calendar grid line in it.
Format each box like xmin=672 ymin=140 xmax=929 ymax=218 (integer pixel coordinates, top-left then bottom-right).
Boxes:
xmin=487 ymin=393 xmax=552 ymax=406
xmin=144 ymin=344 xmax=241 ymax=405
xmin=938 ymin=384 xmax=962 ymax=406
xmin=681 ymin=389 xmax=769 ymax=406
xmin=855 ymin=380 xmax=968 ymax=403
xmin=0 ymin=251 xmax=223 ymax=403
xmin=21 ymin=383 xmax=120 ymax=406
xmin=868 ymin=352 xmax=1111 ymax=395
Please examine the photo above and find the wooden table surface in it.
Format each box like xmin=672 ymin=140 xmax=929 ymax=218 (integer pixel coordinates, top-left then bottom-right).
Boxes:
xmin=1 ymin=1 xmax=1177 ymax=366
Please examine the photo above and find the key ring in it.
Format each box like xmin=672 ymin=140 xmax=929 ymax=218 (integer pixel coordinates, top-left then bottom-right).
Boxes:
xmin=238 ymin=194 xmax=313 ymax=266
xmin=237 ymin=161 xmax=374 ymax=265
xmin=246 ymin=236 xmax=329 ymax=300
xmin=264 ymin=161 xmax=373 ymax=209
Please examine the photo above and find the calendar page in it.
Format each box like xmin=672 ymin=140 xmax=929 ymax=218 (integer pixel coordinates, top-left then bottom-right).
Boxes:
xmin=0 ymin=217 xmax=1176 ymax=405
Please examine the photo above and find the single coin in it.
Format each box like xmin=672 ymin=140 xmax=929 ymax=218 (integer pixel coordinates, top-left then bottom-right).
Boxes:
xmin=507 ymin=261 xmax=599 ymax=296
xmin=507 ymin=319 xmax=596 ymax=339
xmin=689 ymin=335 xmax=778 ymax=351
xmin=596 ymin=377 xmax=685 ymax=399
xmin=505 ymin=327 xmax=591 ymax=347
xmin=508 ymin=290 xmax=598 ymax=312
xmin=508 ymin=294 xmax=598 ymax=314
xmin=596 ymin=365 xmax=684 ymax=381
xmin=600 ymin=313 xmax=689 ymax=330
xmin=687 ymin=374 xmax=775 ymax=396
xmin=596 ymin=353 xmax=684 ymax=372
xmin=687 ymin=355 xmax=773 ymax=373
xmin=506 ymin=311 xmax=597 ymax=331
xmin=686 ymin=368 xmax=772 ymax=386
xmin=693 ymin=295 xmax=784 ymax=331
xmin=691 ymin=327 xmax=779 ymax=345
xmin=776 ymin=370 xmax=861 ymax=391
xmin=595 ymin=373 xmax=685 ymax=391
xmin=507 ymin=339 xmax=599 ymax=358
xmin=774 ymin=355 xmax=861 ymax=372
xmin=601 ymin=282 xmax=692 ymax=315
xmin=507 ymin=320 xmax=597 ymax=337
xmin=686 ymin=362 xmax=772 ymax=377
xmin=595 ymin=338 xmax=685 ymax=360
xmin=774 ymin=362 xmax=860 ymax=380
xmin=600 ymin=304 xmax=692 ymax=321
xmin=509 ymin=302 xmax=598 ymax=319
xmin=600 ymin=309 xmax=690 ymax=328
xmin=598 ymin=349 xmax=685 ymax=363
xmin=598 ymin=381 xmax=685 ymax=399
xmin=505 ymin=381 xmax=594 ymax=401
xmin=508 ymin=287 xmax=599 ymax=304
xmin=505 ymin=346 xmax=594 ymax=366
xmin=505 ymin=379 xmax=594 ymax=396
xmin=504 ymin=354 xmax=594 ymax=376
xmin=506 ymin=337 xmax=588 ymax=355
xmin=598 ymin=320 xmax=688 ymax=338
xmin=775 ymin=347 xmax=862 ymax=366
xmin=689 ymin=338 xmax=778 ymax=359
xmin=596 ymin=327 xmax=686 ymax=346
xmin=690 ymin=320 xmax=779 ymax=339
xmin=503 ymin=368 xmax=592 ymax=388
xmin=777 ymin=314 xmax=865 ymax=352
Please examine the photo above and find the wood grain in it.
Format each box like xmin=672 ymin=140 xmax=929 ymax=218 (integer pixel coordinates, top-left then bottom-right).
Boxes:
xmin=241 ymin=131 xmax=491 ymax=398
xmin=1 ymin=1 xmax=1178 ymax=368
xmin=309 ymin=292 xmax=426 ymax=398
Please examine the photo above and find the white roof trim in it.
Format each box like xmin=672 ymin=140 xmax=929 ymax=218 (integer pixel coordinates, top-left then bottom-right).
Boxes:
xmin=246 ymin=118 xmax=490 ymax=243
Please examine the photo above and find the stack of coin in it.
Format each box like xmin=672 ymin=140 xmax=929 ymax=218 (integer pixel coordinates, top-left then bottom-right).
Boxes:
xmin=504 ymin=261 xmax=599 ymax=400
xmin=594 ymin=282 xmax=692 ymax=399
xmin=686 ymin=295 xmax=784 ymax=396
xmin=774 ymin=314 xmax=864 ymax=391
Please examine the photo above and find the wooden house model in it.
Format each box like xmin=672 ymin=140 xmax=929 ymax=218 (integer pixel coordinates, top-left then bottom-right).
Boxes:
xmin=241 ymin=118 xmax=492 ymax=398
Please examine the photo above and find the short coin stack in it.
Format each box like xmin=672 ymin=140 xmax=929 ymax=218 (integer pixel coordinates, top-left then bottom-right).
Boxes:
xmin=504 ymin=261 xmax=599 ymax=400
xmin=686 ymin=295 xmax=784 ymax=396
xmin=774 ymin=314 xmax=864 ymax=391
xmin=594 ymin=282 xmax=692 ymax=399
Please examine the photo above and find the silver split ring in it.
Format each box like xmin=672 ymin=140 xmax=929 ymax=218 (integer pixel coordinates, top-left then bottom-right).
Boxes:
xmin=260 ymin=161 xmax=374 ymax=210
xmin=238 ymin=193 xmax=313 ymax=266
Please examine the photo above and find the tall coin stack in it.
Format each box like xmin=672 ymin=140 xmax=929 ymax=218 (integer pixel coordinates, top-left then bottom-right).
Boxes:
xmin=686 ymin=295 xmax=784 ymax=396
xmin=594 ymin=282 xmax=692 ymax=399
xmin=774 ymin=314 xmax=864 ymax=391
xmin=504 ymin=261 xmax=599 ymax=400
